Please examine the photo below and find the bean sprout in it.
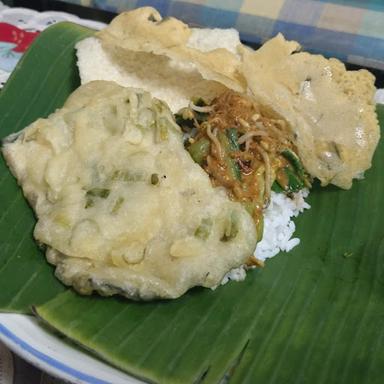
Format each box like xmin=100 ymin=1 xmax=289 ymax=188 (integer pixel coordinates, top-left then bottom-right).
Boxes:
xmin=238 ymin=130 xmax=269 ymax=145
xmin=189 ymin=101 xmax=215 ymax=113
xmin=206 ymin=124 xmax=223 ymax=160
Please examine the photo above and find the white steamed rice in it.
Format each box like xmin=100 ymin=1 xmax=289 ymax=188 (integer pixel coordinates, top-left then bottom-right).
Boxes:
xmin=221 ymin=189 xmax=310 ymax=285
xmin=256 ymin=189 xmax=310 ymax=260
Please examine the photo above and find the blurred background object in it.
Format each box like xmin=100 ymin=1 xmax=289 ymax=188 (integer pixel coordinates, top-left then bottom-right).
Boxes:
xmin=10 ymin=0 xmax=384 ymax=71
xmin=1 ymin=340 xmax=58 ymax=384
xmin=0 ymin=1 xmax=105 ymax=87
xmin=0 ymin=341 xmax=13 ymax=384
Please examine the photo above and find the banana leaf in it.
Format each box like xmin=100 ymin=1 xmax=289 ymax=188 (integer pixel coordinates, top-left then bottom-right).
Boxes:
xmin=1 ymin=22 xmax=384 ymax=384
xmin=0 ymin=22 xmax=94 ymax=312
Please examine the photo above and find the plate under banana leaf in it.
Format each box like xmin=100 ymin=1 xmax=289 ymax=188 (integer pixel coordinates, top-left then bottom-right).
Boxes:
xmin=0 ymin=23 xmax=383 ymax=384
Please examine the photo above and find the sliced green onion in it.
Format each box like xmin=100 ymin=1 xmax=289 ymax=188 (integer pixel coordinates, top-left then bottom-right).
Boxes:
xmin=85 ymin=188 xmax=110 ymax=209
xmin=150 ymin=173 xmax=159 ymax=185
xmin=111 ymin=197 xmax=124 ymax=214
xmin=86 ymin=188 xmax=110 ymax=198
xmin=111 ymin=170 xmax=144 ymax=182
xmin=194 ymin=218 xmax=213 ymax=240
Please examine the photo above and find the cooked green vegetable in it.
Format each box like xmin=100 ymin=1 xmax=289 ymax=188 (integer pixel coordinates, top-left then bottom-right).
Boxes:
xmin=179 ymin=91 xmax=310 ymax=245
xmin=227 ymin=157 xmax=242 ymax=181
xmin=218 ymin=132 xmax=242 ymax=181
xmin=284 ymin=166 xmax=305 ymax=192
xmin=187 ymin=137 xmax=210 ymax=165
xmin=226 ymin=128 xmax=240 ymax=151
xmin=271 ymin=181 xmax=285 ymax=193
xmin=274 ymin=149 xmax=311 ymax=193
xmin=275 ymin=166 xmax=304 ymax=193
xmin=282 ymin=149 xmax=308 ymax=180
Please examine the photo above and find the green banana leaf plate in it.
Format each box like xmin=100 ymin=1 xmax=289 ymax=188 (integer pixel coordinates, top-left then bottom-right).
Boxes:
xmin=0 ymin=22 xmax=383 ymax=384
